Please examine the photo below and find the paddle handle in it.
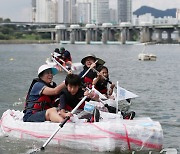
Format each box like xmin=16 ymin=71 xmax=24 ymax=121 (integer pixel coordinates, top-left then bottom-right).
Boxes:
xmin=71 ymin=96 xmax=87 ymax=114
xmin=41 ymin=95 xmax=88 ymax=150
xmin=92 ymin=68 xmax=114 ymax=85
xmin=41 ymin=126 xmax=61 ymax=150
xmin=52 ymin=57 xmax=70 ymax=73
xmin=81 ymin=60 xmax=98 ymax=78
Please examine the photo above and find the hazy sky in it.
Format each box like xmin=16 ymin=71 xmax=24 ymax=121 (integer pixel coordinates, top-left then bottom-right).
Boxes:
xmin=0 ymin=0 xmax=180 ymax=21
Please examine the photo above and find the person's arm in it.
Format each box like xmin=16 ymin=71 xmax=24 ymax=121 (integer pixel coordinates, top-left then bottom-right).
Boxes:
xmin=108 ymin=83 xmax=115 ymax=96
xmin=58 ymin=94 xmax=73 ymax=118
xmin=92 ymin=76 xmax=100 ymax=86
xmin=42 ymin=82 xmax=66 ymax=96
xmin=84 ymin=90 xmax=99 ymax=101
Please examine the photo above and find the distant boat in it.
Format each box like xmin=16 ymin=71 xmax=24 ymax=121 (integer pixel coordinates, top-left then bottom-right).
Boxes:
xmin=138 ymin=44 xmax=157 ymax=61
xmin=46 ymin=57 xmax=83 ymax=72
xmin=138 ymin=53 xmax=157 ymax=61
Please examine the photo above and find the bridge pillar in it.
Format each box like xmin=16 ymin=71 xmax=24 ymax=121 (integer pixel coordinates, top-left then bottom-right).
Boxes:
xmin=94 ymin=29 xmax=98 ymax=41
xmin=60 ymin=31 xmax=64 ymax=41
xmin=156 ymin=29 xmax=163 ymax=43
xmin=91 ymin=30 xmax=95 ymax=41
xmin=55 ymin=25 xmax=67 ymax=43
xmin=108 ymin=29 xmax=113 ymax=41
xmin=121 ymin=28 xmax=126 ymax=44
xmin=55 ymin=29 xmax=61 ymax=43
xmin=86 ymin=29 xmax=91 ymax=44
xmin=65 ymin=31 xmax=68 ymax=41
xmin=70 ymin=30 xmax=75 ymax=44
xmin=75 ymin=30 xmax=79 ymax=41
xmin=167 ymin=30 xmax=173 ymax=43
xmin=102 ymin=28 xmax=107 ymax=44
xmin=92 ymin=29 xmax=97 ymax=41
xmin=140 ymin=27 xmax=151 ymax=43
xmin=51 ymin=32 xmax=55 ymax=41
xmin=126 ymin=29 xmax=131 ymax=41
xmin=178 ymin=29 xmax=180 ymax=43
xmin=79 ymin=30 xmax=83 ymax=41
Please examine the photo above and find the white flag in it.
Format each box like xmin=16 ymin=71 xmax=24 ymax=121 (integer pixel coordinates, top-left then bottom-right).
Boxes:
xmin=117 ymin=86 xmax=138 ymax=101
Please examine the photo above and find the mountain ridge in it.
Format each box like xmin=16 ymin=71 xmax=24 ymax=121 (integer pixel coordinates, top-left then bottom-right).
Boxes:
xmin=133 ymin=6 xmax=176 ymax=18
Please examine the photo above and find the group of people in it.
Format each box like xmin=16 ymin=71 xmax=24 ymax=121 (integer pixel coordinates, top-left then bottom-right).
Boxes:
xmin=52 ymin=47 xmax=72 ymax=70
xmin=23 ymin=47 xmax=134 ymax=124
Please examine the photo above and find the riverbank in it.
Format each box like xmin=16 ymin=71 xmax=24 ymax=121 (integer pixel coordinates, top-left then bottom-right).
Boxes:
xmin=0 ymin=39 xmax=179 ymax=45
xmin=0 ymin=39 xmax=55 ymax=44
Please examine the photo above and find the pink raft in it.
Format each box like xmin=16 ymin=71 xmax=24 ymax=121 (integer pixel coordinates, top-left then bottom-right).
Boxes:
xmin=0 ymin=109 xmax=163 ymax=152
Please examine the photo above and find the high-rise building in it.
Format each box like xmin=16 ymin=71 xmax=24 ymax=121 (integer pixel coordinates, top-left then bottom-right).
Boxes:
xmin=68 ymin=0 xmax=77 ymax=23
xmin=32 ymin=0 xmax=36 ymax=22
xmin=117 ymin=0 xmax=132 ymax=23
xmin=76 ymin=0 xmax=91 ymax=23
xmin=36 ymin=0 xmax=58 ymax=23
xmin=91 ymin=0 xmax=109 ymax=24
xmin=176 ymin=9 xmax=180 ymax=20
xmin=57 ymin=0 xmax=66 ymax=23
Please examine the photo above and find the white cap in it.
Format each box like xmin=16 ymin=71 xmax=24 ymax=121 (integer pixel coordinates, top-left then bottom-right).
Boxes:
xmin=38 ymin=64 xmax=58 ymax=76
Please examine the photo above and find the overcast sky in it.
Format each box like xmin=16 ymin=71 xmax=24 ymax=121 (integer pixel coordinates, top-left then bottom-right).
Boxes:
xmin=0 ymin=0 xmax=180 ymax=22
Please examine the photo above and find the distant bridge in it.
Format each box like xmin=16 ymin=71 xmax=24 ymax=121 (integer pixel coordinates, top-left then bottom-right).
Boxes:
xmin=37 ymin=23 xmax=180 ymax=44
xmin=1 ymin=22 xmax=180 ymax=44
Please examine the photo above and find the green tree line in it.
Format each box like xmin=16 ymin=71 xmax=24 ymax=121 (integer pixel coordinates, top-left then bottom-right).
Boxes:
xmin=0 ymin=18 xmax=51 ymax=40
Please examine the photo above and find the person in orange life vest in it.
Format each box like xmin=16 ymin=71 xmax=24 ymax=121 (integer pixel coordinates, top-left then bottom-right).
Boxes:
xmin=92 ymin=65 xmax=115 ymax=99
xmin=58 ymin=74 xmax=100 ymax=121
xmin=79 ymin=54 xmax=105 ymax=89
xmin=23 ymin=64 xmax=66 ymax=123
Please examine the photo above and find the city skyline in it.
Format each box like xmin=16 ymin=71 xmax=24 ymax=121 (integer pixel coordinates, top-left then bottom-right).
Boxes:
xmin=0 ymin=0 xmax=180 ymax=22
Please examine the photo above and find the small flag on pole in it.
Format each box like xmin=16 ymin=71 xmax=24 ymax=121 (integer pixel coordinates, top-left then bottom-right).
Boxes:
xmin=117 ymin=85 xmax=138 ymax=101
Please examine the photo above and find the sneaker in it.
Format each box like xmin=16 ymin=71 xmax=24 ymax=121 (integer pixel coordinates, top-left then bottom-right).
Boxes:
xmin=122 ymin=111 xmax=135 ymax=120
xmin=89 ymin=108 xmax=100 ymax=122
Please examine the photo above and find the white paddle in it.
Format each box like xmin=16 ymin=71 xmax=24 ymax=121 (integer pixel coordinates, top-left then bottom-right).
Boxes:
xmin=41 ymin=95 xmax=88 ymax=151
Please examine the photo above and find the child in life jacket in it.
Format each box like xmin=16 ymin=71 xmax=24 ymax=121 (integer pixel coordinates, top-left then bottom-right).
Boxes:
xmin=79 ymin=54 xmax=105 ymax=89
xmin=92 ymin=65 xmax=115 ymax=99
xmin=23 ymin=64 xmax=66 ymax=123
xmin=58 ymin=74 xmax=100 ymax=122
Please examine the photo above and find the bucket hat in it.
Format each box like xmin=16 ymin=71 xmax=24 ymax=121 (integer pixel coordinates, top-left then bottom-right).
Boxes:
xmin=38 ymin=64 xmax=58 ymax=77
xmin=60 ymin=47 xmax=65 ymax=54
xmin=81 ymin=54 xmax=105 ymax=65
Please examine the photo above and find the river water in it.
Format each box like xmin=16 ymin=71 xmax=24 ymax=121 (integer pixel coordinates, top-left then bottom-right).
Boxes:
xmin=0 ymin=43 xmax=179 ymax=154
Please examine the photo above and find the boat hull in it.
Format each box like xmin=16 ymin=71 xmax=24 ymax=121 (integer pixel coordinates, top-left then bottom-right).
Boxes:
xmin=138 ymin=53 xmax=157 ymax=61
xmin=0 ymin=109 xmax=163 ymax=152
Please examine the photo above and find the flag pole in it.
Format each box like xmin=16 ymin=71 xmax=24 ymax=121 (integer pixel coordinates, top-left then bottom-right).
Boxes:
xmin=116 ymin=81 xmax=119 ymax=114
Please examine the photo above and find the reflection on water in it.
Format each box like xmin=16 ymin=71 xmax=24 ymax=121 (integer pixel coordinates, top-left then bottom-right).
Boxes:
xmin=0 ymin=44 xmax=179 ymax=153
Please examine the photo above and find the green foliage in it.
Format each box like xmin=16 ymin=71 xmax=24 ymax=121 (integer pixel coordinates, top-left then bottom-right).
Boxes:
xmin=0 ymin=32 xmax=10 ymax=40
xmin=40 ymin=33 xmax=51 ymax=39
xmin=0 ymin=18 xmax=52 ymax=41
